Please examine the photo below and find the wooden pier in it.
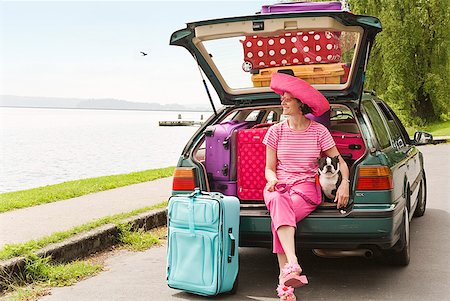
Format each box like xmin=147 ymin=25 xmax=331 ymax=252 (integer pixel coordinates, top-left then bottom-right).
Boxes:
xmin=159 ymin=120 xmax=204 ymax=126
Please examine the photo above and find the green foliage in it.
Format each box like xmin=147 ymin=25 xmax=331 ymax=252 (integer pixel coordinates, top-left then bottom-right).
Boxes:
xmin=350 ymin=0 xmax=450 ymax=124
xmin=0 ymin=166 xmax=174 ymax=213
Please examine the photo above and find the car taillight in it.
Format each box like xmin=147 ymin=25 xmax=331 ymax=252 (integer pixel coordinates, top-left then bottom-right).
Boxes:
xmin=356 ymin=166 xmax=393 ymax=190
xmin=172 ymin=167 xmax=197 ymax=191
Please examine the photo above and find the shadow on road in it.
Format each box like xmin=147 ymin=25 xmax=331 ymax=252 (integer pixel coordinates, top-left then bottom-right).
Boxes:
xmin=171 ymin=209 xmax=449 ymax=301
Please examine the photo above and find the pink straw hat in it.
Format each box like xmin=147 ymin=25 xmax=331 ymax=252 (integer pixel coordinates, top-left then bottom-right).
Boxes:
xmin=270 ymin=72 xmax=330 ymax=116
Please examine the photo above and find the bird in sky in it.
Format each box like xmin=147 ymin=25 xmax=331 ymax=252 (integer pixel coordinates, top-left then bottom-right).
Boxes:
xmin=140 ymin=51 xmax=148 ymax=56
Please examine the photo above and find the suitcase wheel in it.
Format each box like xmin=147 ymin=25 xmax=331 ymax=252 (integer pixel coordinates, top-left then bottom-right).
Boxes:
xmin=242 ymin=61 xmax=253 ymax=72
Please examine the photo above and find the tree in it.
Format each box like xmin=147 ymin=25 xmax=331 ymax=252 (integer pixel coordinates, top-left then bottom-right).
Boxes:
xmin=350 ymin=0 xmax=450 ymax=124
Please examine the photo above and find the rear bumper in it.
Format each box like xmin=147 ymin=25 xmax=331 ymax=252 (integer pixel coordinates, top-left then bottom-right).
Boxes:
xmin=239 ymin=202 xmax=404 ymax=250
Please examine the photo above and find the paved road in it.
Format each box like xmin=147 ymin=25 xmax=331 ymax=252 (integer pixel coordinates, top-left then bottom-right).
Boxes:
xmin=0 ymin=177 xmax=173 ymax=248
xmin=39 ymin=144 xmax=449 ymax=301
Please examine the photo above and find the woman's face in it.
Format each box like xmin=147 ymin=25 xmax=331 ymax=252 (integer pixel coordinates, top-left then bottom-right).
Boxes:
xmin=281 ymin=92 xmax=302 ymax=116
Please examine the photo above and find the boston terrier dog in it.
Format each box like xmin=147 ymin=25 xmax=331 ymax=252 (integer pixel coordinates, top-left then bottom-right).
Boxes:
xmin=317 ymin=156 xmax=342 ymax=200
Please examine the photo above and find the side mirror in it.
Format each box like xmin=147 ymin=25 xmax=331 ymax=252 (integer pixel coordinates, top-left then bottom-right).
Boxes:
xmin=413 ymin=131 xmax=433 ymax=145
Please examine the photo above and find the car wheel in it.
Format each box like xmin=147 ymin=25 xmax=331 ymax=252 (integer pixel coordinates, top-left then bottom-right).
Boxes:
xmin=413 ymin=173 xmax=427 ymax=217
xmin=385 ymin=207 xmax=410 ymax=266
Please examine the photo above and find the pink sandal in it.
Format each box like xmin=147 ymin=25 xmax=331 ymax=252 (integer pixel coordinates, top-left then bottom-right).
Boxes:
xmin=277 ymin=284 xmax=296 ymax=301
xmin=280 ymin=263 xmax=308 ymax=288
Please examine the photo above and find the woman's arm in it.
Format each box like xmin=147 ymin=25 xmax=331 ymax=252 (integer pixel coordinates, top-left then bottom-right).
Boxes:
xmin=265 ymin=145 xmax=278 ymax=192
xmin=324 ymin=146 xmax=350 ymax=209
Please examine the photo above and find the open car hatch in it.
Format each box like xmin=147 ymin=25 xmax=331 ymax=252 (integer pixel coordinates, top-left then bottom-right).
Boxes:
xmin=170 ymin=11 xmax=381 ymax=105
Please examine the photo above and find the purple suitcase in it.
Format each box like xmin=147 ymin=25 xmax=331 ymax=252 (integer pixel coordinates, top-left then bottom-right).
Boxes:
xmin=261 ymin=1 xmax=342 ymax=14
xmin=204 ymin=120 xmax=254 ymax=183
xmin=210 ymin=181 xmax=237 ymax=196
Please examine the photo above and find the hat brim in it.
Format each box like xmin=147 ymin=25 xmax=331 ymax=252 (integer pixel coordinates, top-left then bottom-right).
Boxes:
xmin=270 ymin=73 xmax=330 ymax=116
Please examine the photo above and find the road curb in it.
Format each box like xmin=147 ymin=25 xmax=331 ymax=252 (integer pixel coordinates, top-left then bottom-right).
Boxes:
xmin=0 ymin=208 xmax=167 ymax=291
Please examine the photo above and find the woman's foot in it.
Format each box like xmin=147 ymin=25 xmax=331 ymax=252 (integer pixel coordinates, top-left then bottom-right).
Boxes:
xmin=280 ymin=262 xmax=308 ymax=288
xmin=277 ymin=284 xmax=296 ymax=301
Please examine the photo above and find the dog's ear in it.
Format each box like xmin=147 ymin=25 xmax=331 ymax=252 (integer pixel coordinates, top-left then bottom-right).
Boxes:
xmin=317 ymin=157 xmax=322 ymax=164
xmin=333 ymin=155 xmax=340 ymax=162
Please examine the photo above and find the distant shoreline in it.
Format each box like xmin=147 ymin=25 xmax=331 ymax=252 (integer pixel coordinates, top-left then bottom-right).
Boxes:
xmin=0 ymin=105 xmax=213 ymax=113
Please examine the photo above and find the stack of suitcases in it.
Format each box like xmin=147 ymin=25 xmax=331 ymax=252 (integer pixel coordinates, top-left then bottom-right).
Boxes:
xmin=241 ymin=1 xmax=348 ymax=87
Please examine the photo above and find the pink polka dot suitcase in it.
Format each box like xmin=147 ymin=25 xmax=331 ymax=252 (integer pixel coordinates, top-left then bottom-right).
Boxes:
xmin=236 ymin=124 xmax=272 ymax=201
xmin=241 ymin=31 xmax=342 ymax=72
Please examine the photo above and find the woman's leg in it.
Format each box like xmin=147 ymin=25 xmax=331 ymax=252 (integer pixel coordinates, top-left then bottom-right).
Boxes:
xmin=264 ymin=189 xmax=297 ymax=255
xmin=264 ymin=189 xmax=299 ymax=281
xmin=287 ymin=182 xmax=321 ymax=272
xmin=277 ymin=226 xmax=297 ymax=264
xmin=277 ymin=253 xmax=288 ymax=282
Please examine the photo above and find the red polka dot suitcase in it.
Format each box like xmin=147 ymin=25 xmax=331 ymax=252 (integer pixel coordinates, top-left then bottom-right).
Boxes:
xmin=241 ymin=31 xmax=342 ymax=72
xmin=236 ymin=124 xmax=272 ymax=201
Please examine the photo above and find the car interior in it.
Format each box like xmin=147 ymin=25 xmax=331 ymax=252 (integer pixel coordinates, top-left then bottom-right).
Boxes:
xmin=192 ymin=103 xmax=367 ymax=205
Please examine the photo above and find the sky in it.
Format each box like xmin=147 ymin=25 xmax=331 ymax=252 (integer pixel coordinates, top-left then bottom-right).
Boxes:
xmin=0 ymin=0 xmax=269 ymax=106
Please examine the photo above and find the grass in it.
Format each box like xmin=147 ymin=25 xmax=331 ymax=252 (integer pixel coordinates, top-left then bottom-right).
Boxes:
xmin=0 ymin=201 xmax=167 ymax=261
xmin=1 ymin=284 xmax=50 ymax=301
xmin=406 ymin=120 xmax=450 ymax=137
xmin=1 ymin=226 xmax=167 ymax=301
xmin=23 ymin=254 xmax=103 ymax=287
xmin=117 ymin=223 xmax=162 ymax=252
xmin=1 ymin=255 xmax=103 ymax=301
xmin=0 ymin=166 xmax=174 ymax=213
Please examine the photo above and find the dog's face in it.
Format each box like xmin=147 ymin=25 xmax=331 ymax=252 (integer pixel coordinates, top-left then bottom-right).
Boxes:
xmin=317 ymin=156 xmax=340 ymax=175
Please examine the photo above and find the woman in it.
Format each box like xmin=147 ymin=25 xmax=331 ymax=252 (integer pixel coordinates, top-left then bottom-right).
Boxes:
xmin=262 ymin=73 xmax=350 ymax=300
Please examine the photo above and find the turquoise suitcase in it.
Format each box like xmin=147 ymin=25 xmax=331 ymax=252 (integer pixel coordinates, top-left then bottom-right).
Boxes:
xmin=167 ymin=189 xmax=240 ymax=296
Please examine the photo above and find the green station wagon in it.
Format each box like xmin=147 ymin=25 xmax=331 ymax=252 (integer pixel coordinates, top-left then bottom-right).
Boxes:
xmin=169 ymin=9 xmax=431 ymax=265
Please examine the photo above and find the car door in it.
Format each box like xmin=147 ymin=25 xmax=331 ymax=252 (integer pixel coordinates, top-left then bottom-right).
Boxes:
xmin=377 ymin=101 xmax=421 ymax=213
xmin=362 ymin=99 xmax=407 ymax=207
xmin=376 ymin=101 xmax=422 ymax=214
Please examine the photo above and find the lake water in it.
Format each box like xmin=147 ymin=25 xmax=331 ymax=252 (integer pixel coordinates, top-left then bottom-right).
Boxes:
xmin=0 ymin=107 xmax=212 ymax=193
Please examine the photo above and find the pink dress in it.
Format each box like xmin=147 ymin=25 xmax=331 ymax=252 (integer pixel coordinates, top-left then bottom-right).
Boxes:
xmin=262 ymin=119 xmax=335 ymax=253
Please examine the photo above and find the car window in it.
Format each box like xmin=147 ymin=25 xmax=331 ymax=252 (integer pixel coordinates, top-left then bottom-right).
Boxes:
xmin=376 ymin=102 xmax=405 ymax=149
xmin=221 ymin=110 xmax=239 ymax=122
xmin=363 ymin=100 xmax=391 ymax=149
xmin=245 ymin=110 xmax=261 ymax=122
xmin=266 ymin=111 xmax=277 ymax=123
xmin=384 ymin=103 xmax=411 ymax=145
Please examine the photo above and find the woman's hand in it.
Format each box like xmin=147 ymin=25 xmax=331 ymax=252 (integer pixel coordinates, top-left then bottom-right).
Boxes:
xmin=265 ymin=179 xmax=278 ymax=192
xmin=334 ymin=180 xmax=349 ymax=209
xmin=323 ymin=146 xmax=350 ymax=209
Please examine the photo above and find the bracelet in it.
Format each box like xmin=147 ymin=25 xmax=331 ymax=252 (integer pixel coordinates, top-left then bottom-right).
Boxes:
xmin=342 ymin=178 xmax=350 ymax=183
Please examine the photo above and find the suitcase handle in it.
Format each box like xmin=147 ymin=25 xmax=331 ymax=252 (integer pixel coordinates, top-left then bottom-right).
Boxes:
xmin=228 ymin=229 xmax=236 ymax=263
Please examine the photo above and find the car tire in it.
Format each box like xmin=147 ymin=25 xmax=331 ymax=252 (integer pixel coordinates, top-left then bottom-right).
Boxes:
xmin=384 ymin=207 xmax=410 ymax=266
xmin=413 ymin=172 xmax=427 ymax=217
